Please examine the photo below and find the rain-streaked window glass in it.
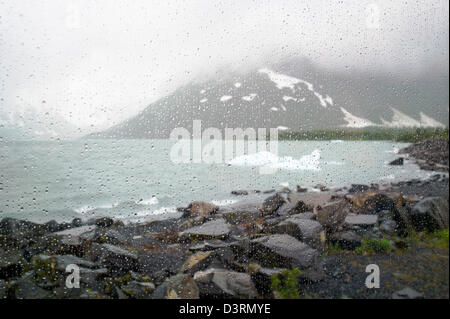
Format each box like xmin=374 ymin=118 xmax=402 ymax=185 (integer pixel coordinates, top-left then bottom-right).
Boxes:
xmin=0 ymin=0 xmax=448 ymax=301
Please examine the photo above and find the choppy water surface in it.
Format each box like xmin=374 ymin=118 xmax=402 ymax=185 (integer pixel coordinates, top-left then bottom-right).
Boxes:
xmin=0 ymin=139 xmax=434 ymax=223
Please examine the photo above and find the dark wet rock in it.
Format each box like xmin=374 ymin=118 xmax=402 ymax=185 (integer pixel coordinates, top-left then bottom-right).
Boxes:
xmin=120 ymin=281 xmax=155 ymax=299
xmin=346 ymin=192 xmax=395 ymax=214
xmin=94 ymin=217 xmax=114 ymax=228
xmin=12 ymin=278 xmax=51 ymax=299
xmin=97 ymin=244 xmax=138 ymax=274
xmin=348 ymin=184 xmax=370 ymax=193
xmin=296 ymin=185 xmax=308 ymax=193
xmin=392 ymin=287 xmax=424 ymax=299
xmin=135 ymin=244 xmax=186 ymax=280
xmin=94 ymin=228 xmax=128 ymax=245
xmin=379 ymin=219 xmax=398 ymax=236
xmin=222 ymin=210 xmax=262 ymax=225
xmin=260 ymin=193 xmax=286 ymax=215
xmin=274 ymin=217 xmax=325 ymax=250
xmin=296 ymin=212 xmax=315 ymax=220
xmin=182 ymin=201 xmax=218 ymax=218
xmin=0 ymin=248 xmax=24 ymax=279
xmin=231 ymin=190 xmax=249 ymax=196
xmin=179 ymin=251 xmax=214 ymax=275
xmin=44 ymin=220 xmax=60 ymax=233
xmin=344 ymin=214 xmax=378 ymax=228
xmin=399 ymin=137 xmax=449 ymax=172
xmin=79 ymin=267 xmax=108 ymax=284
xmin=180 ymin=219 xmax=231 ymax=240
xmin=249 ymin=266 xmax=284 ymax=297
xmin=194 ymin=268 xmax=258 ymax=298
xmin=389 ymin=157 xmax=404 ymax=165
xmin=262 ymin=189 xmax=276 ymax=194
xmin=152 ymin=273 xmax=199 ymax=299
xmin=0 ymin=218 xmax=47 ymax=241
xmin=328 ymin=231 xmax=362 ymax=249
xmin=409 ymin=197 xmax=449 ymax=232
xmin=250 ymin=234 xmax=320 ymax=270
xmin=71 ymin=218 xmax=83 ymax=228
xmin=45 ymin=225 xmax=96 ymax=257
xmin=315 ymin=200 xmax=350 ymax=231
xmin=277 ymin=198 xmax=309 ymax=216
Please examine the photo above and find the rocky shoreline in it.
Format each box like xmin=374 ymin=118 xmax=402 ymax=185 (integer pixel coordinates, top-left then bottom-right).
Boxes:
xmin=1 ymin=138 xmax=448 ymax=299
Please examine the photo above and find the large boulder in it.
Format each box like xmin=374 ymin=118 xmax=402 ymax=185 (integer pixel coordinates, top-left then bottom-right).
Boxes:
xmin=260 ymin=193 xmax=286 ymax=215
xmin=344 ymin=214 xmax=378 ymax=228
xmin=315 ymin=200 xmax=350 ymax=231
xmin=97 ymin=244 xmax=138 ymax=274
xmin=346 ymin=192 xmax=395 ymax=214
xmin=328 ymin=231 xmax=362 ymax=249
xmin=45 ymin=225 xmax=97 ymax=257
xmin=250 ymin=234 xmax=320 ymax=270
xmin=274 ymin=217 xmax=325 ymax=250
xmin=409 ymin=197 xmax=449 ymax=232
xmin=180 ymin=219 xmax=231 ymax=241
xmin=193 ymin=268 xmax=258 ymax=298
xmin=179 ymin=251 xmax=214 ymax=275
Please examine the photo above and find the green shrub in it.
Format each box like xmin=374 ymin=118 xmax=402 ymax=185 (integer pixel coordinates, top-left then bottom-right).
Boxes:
xmin=425 ymin=229 xmax=449 ymax=249
xmin=271 ymin=268 xmax=301 ymax=299
xmin=356 ymin=238 xmax=392 ymax=254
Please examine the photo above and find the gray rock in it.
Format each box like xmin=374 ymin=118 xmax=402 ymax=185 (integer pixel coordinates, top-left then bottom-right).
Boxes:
xmin=231 ymin=190 xmax=249 ymax=196
xmin=13 ymin=280 xmax=51 ymax=299
xmin=328 ymin=231 xmax=362 ymax=249
xmin=194 ymin=268 xmax=258 ymax=298
xmin=80 ymin=267 xmax=108 ymax=284
xmin=260 ymin=193 xmax=286 ymax=215
xmin=152 ymin=274 xmax=199 ymax=299
xmin=392 ymin=287 xmax=424 ymax=299
xmin=274 ymin=218 xmax=325 ymax=250
xmin=183 ymin=201 xmax=219 ymax=218
xmin=389 ymin=157 xmax=404 ymax=165
xmin=98 ymin=244 xmax=138 ymax=274
xmin=46 ymin=225 xmax=97 ymax=256
xmin=181 ymin=219 xmax=231 ymax=240
xmin=410 ymin=197 xmax=449 ymax=232
xmin=250 ymin=234 xmax=321 ymax=270
xmin=93 ymin=217 xmax=114 ymax=228
xmin=189 ymin=240 xmax=230 ymax=251
xmin=380 ymin=219 xmax=398 ymax=235
xmin=344 ymin=214 xmax=378 ymax=228
xmin=121 ymin=281 xmax=155 ymax=299
xmin=250 ymin=267 xmax=284 ymax=296
xmin=315 ymin=200 xmax=350 ymax=231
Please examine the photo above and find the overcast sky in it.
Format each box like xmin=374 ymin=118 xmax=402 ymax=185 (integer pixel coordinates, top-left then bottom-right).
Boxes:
xmin=0 ymin=0 xmax=448 ymax=131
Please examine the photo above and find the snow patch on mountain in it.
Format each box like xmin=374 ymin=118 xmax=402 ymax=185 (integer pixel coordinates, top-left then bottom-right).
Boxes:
xmin=381 ymin=108 xmax=421 ymax=127
xmin=259 ymin=68 xmax=333 ymax=108
xmin=419 ymin=112 xmax=446 ymax=128
xmin=340 ymin=107 xmax=377 ymax=128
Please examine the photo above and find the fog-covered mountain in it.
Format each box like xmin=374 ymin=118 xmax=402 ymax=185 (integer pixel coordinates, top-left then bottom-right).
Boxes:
xmin=86 ymin=58 xmax=448 ymax=139
xmin=0 ymin=105 xmax=80 ymax=141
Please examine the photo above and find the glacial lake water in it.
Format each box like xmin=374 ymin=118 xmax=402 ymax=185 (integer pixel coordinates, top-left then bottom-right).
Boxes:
xmin=0 ymin=139 xmax=435 ymax=223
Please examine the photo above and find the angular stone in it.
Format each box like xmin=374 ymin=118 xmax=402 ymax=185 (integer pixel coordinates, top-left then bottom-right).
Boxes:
xmin=274 ymin=217 xmax=325 ymax=250
xmin=315 ymin=200 xmax=350 ymax=231
xmin=153 ymin=274 xmax=199 ymax=299
xmin=181 ymin=219 xmax=230 ymax=240
xmin=194 ymin=268 xmax=258 ymax=298
xmin=328 ymin=231 xmax=362 ymax=249
xmin=260 ymin=193 xmax=286 ymax=215
xmin=410 ymin=197 xmax=449 ymax=232
xmin=231 ymin=190 xmax=249 ymax=196
xmin=389 ymin=157 xmax=404 ymax=165
xmin=179 ymin=251 xmax=214 ymax=275
xmin=250 ymin=267 xmax=284 ymax=297
xmin=250 ymin=234 xmax=320 ymax=270
xmin=346 ymin=192 xmax=395 ymax=214
xmin=344 ymin=214 xmax=378 ymax=228
xmin=121 ymin=281 xmax=155 ymax=299
xmin=98 ymin=244 xmax=138 ymax=274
